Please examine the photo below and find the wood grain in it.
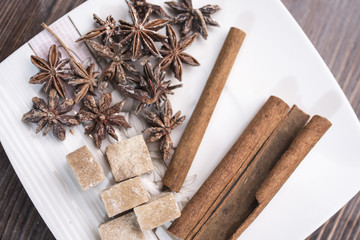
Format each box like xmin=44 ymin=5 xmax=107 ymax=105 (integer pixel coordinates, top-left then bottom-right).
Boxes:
xmin=0 ymin=0 xmax=359 ymax=239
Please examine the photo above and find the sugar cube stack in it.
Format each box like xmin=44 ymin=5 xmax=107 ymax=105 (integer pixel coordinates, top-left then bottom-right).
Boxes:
xmin=66 ymin=145 xmax=105 ymax=190
xmin=105 ymin=135 xmax=154 ymax=182
xmin=101 ymin=177 xmax=148 ymax=217
xmin=98 ymin=212 xmax=145 ymax=240
xmin=134 ymin=193 xmax=181 ymax=231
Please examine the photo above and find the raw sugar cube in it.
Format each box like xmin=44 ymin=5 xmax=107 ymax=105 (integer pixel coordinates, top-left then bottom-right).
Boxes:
xmin=66 ymin=145 xmax=105 ymax=190
xmin=101 ymin=177 xmax=149 ymax=217
xmin=105 ymin=135 xmax=154 ymax=182
xmin=134 ymin=193 xmax=181 ymax=231
xmin=98 ymin=212 xmax=145 ymax=240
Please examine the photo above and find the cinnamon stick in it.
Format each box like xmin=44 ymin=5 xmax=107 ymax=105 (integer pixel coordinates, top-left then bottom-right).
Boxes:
xmin=255 ymin=115 xmax=332 ymax=204
xmin=162 ymin=27 xmax=246 ymax=192
xmin=168 ymin=96 xmax=290 ymax=239
xmin=192 ymin=105 xmax=310 ymax=240
xmin=230 ymin=115 xmax=331 ymax=239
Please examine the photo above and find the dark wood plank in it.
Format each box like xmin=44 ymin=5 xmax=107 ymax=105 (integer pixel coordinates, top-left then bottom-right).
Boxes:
xmin=0 ymin=0 xmax=359 ymax=239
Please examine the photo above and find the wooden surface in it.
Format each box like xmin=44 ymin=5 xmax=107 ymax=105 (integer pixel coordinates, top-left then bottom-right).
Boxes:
xmin=0 ymin=0 xmax=359 ymax=239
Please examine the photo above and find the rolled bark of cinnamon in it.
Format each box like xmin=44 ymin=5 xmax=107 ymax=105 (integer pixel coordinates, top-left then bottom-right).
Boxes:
xmin=255 ymin=115 xmax=332 ymax=204
xmin=162 ymin=27 xmax=246 ymax=192
xmin=192 ymin=105 xmax=310 ymax=240
xmin=230 ymin=115 xmax=332 ymax=239
xmin=168 ymin=96 xmax=290 ymax=239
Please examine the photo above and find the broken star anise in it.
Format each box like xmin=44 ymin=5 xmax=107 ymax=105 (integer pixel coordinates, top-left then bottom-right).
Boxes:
xmin=119 ymin=0 xmax=168 ymax=60
xmin=68 ymin=62 xmax=99 ymax=104
xmin=29 ymin=44 xmax=71 ymax=99
xmin=22 ymin=89 xmax=79 ymax=141
xmin=77 ymin=93 xmax=131 ymax=148
xmin=76 ymin=14 xmax=118 ymax=44
xmin=118 ymin=61 xmax=182 ymax=113
xmin=165 ymin=0 xmax=220 ymax=39
xmin=157 ymin=24 xmax=199 ymax=81
xmin=143 ymin=99 xmax=185 ymax=162
xmin=130 ymin=0 xmax=170 ymax=20
xmin=86 ymin=40 xmax=137 ymax=84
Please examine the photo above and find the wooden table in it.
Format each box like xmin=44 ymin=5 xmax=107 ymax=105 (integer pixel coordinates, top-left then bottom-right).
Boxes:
xmin=0 ymin=0 xmax=359 ymax=239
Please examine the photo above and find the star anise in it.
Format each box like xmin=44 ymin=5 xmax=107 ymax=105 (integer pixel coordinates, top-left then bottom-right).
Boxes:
xmin=68 ymin=63 xmax=99 ymax=104
xmin=77 ymin=93 xmax=131 ymax=148
xmin=76 ymin=14 xmax=118 ymax=44
xmin=86 ymin=40 xmax=137 ymax=84
xmin=29 ymin=44 xmax=71 ymax=99
xmin=118 ymin=62 xmax=182 ymax=113
xmin=130 ymin=0 xmax=170 ymax=20
xmin=143 ymin=100 xmax=185 ymax=161
xmin=119 ymin=0 xmax=169 ymax=60
xmin=165 ymin=0 xmax=220 ymax=39
xmin=157 ymin=24 xmax=199 ymax=81
xmin=22 ymin=89 xmax=79 ymax=141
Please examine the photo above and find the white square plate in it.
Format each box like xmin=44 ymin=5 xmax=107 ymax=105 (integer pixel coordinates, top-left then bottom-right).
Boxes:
xmin=0 ymin=0 xmax=359 ymax=239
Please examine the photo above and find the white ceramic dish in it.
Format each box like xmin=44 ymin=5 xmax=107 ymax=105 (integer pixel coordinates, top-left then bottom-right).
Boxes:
xmin=0 ymin=0 xmax=359 ymax=239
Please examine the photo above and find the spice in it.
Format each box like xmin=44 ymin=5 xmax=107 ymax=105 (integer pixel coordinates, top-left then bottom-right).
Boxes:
xmin=22 ymin=89 xmax=79 ymax=141
xmin=68 ymin=63 xmax=99 ymax=104
xmin=189 ymin=105 xmax=310 ymax=240
xmin=162 ymin=27 xmax=246 ymax=192
xmin=118 ymin=61 xmax=182 ymax=113
xmin=157 ymin=24 xmax=199 ymax=81
xmin=130 ymin=0 xmax=170 ymax=20
xmin=165 ymin=0 xmax=220 ymax=39
xmin=87 ymin=40 xmax=137 ymax=84
xmin=143 ymin=99 xmax=185 ymax=162
xmin=29 ymin=44 xmax=71 ymax=99
xmin=167 ymin=96 xmax=290 ymax=239
xmin=230 ymin=115 xmax=331 ymax=240
xmin=119 ymin=0 xmax=168 ymax=60
xmin=42 ymin=23 xmax=102 ymax=104
xmin=76 ymin=14 xmax=118 ymax=44
xmin=77 ymin=93 xmax=131 ymax=148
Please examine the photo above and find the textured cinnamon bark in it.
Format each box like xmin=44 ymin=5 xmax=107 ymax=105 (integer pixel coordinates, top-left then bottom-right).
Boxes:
xmin=168 ymin=96 xmax=290 ymax=239
xmin=162 ymin=27 xmax=246 ymax=192
xmin=230 ymin=115 xmax=332 ymax=239
xmin=256 ymin=115 xmax=332 ymax=204
xmin=192 ymin=105 xmax=310 ymax=240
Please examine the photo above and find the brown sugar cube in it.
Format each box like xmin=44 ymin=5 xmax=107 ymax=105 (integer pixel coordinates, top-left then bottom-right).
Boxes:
xmin=105 ymin=135 xmax=154 ymax=182
xmin=66 ymin=145 xmax=105 ymax=190
xmin=101 ymin=177 xmax=149 ymax=217
xmin=134 ymin=193 xmax=181 ymax=231
xmin=98 ymin=212 xmax=145 ymax=240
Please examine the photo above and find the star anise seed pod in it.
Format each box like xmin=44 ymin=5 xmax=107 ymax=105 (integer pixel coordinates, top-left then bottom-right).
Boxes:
xmin=76 ymin=14 xmax=118 ymax=44
xmin=29 ymin=44 xmax=71 ymax=98
xmin=86 ymin=40 xmax=137 ymax=84
xmin=143 ymin=100 xmax=185 ymax=161
xmin=165 ymin=0 xmax=220 ymax=39
xmin=130 ymin=0 xmax=170 ymax=20
xmin=22 ymin=89 xmax=79 ymax=141
xmin=68 ymin=63 xmax=99 ymax=104
xmin=119 ymin=0 xmax=169 ymax=60
xmin=118 ymin=62 xmax=182 ymax=113
xmin=157 ymin=24 xmax=199 ymax=81
xmin=77 ymin=93 xmax=131 ymax=148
